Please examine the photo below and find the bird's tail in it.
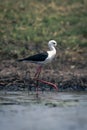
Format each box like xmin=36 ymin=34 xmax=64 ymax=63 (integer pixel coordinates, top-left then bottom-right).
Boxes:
xmin=17 ymin=59 xmax=25 ymax=62
xmin=17 ymin=57 xmax=31 ymax=62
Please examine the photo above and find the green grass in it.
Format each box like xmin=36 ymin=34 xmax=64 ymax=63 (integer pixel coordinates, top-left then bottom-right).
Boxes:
xmin=0 ymin=0 xmax=87 ymax=59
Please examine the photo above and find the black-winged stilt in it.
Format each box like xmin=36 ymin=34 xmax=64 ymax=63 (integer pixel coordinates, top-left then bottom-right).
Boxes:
xmin=18 ymin=40 xmax=58 ymax=95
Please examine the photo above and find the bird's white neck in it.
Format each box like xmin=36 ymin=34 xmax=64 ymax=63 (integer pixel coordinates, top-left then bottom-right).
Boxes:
xmin=48 ymin=45 xmax=56 ymax=53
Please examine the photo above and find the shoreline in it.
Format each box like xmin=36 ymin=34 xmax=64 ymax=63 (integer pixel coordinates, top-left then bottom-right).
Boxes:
xmin=0 ymin=60 xmax=87 ymax=91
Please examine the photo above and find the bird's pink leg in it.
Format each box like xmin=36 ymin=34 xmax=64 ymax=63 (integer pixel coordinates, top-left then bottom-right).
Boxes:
xmin=34 ymin=65 xmax=42 ymax=79
xmin=34 ymin=65 xmax=42 ymax=97
xmin=36 ymin=79 xmax=58 ymax=91
xmin=34 ymin=66 xmax=58 ymax=94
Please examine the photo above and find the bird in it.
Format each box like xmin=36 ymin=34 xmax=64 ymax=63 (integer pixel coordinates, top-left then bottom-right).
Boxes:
xmin=18 ymin=40 xmax=58 ymax=94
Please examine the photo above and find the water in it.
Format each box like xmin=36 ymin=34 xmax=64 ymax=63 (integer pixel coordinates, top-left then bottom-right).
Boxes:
xmin=0 ymin=91 xmax=87 ymax=130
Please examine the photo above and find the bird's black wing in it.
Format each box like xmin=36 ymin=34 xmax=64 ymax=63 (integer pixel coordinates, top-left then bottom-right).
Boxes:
xmin=18 ymin=52 xmax=48 ymax=62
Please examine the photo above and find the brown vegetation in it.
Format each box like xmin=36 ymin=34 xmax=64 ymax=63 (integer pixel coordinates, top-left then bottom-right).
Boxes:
xmin=0 ymin=57 xmax=87 ymax=91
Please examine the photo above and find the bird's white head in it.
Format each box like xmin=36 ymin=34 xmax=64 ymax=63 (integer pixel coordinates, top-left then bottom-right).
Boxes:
xmin=48 ymin=40 xmax=57 ymax=48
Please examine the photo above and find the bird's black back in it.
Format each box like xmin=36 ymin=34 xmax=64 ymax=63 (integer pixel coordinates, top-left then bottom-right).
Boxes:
xmin=18 ymin=52 xmax=48 ymax=62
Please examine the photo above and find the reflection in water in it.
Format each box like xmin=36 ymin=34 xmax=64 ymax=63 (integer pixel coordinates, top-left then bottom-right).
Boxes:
xmin=0 ymin=92 xmax=87 ymax=130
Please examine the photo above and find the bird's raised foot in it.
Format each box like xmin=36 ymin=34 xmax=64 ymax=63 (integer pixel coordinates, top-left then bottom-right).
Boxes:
xmin=34 ymin=78 xmax=58 ymax=91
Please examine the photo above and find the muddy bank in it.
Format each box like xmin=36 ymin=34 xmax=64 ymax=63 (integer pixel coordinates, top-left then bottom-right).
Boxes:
xmin=0 ymin=60 xmax=87 ymax=91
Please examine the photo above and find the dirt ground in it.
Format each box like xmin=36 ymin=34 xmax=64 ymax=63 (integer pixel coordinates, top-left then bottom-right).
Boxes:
xmin=0 ymin=59 xmax=87 ymax=91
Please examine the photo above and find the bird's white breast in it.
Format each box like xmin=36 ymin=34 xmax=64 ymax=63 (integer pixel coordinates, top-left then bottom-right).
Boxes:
xmin=45 ymin=50 xmax=56 ymax=63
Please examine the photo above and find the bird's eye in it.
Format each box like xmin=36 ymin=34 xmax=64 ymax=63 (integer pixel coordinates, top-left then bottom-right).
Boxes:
xmin=53 ymin=42 xmax=56 ymax=45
